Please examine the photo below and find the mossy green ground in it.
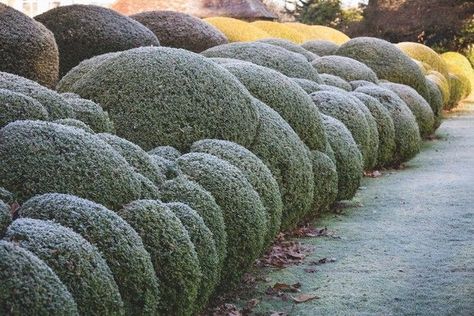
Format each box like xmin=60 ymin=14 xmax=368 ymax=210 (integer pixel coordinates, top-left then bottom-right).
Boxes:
xmin=221 ymin=101 xmax=474 ymax=315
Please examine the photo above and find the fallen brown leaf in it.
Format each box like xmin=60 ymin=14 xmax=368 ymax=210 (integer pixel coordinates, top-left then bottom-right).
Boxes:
xmin=291 ymin=293 xmax=320 ymax=303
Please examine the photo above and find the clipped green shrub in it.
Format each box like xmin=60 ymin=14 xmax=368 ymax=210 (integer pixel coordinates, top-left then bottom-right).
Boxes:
xmin=148 ymin=145 xmax=182 ymax=161
xmin=0 ymin=187 xmax=13 ymax=203
xmin=176 ymin=153 xmax=267 ymax=286
xmin=136 ymin=173 xmax=162 ymax=200
xmin=0 ymin=240 xmax=78 ymax=315
xmin=425 ymin=79 xmax=443 ymax=129
xmin=349 ymin=80 xmax=378 ymax=90
xmin=312 ymin=55 xmax=378 ymax=83
xmin=355 ymin=85 xmax=421 ymax=165
xmin=190 ymin=139 xmax=283 ymax=245
xmin=309 ymin=150 xmax=338 ymax=213
xmin=149 ymin=154 xmax=180 ymax=179
xmin=97 ymin=133 xmax=165 ymax=185
xmin=56 ymin=52 xmax=120 ymax=92
xmin=446 ymin=73 xmax=466 ymax=110
xmin=381 ymin=82 xmax=435 ymax=137
xmin=59 ymin=47 xmax=259 ymax=151
xmin=5 ymin=218 xmax=123 ymax=315
xmin=311 ymin=91 xmax=373 ymax=170
xmin=201 ymin=42 xmax=321 ymax=81
xmin=54 ymin=118 xmax=94 ymax=133
xmin=166 ymin=202 xmax=219 ymax=312
xmin=336 ymin=37 xmax=430 ymax=101
xmin=35 ymin=4 xmax=160 ymax=77
xmin=61 ymin=93 xmax=114 ymax=133
xmin=249 ymin=99 xmax=314 ymax=229
xmin=351 ymin=92 xmax=396 ymax=167
xmin=131 ymin=10 xmax=227 ymax=53
xmin=301 ymin=40 xmax=339 ymax=56
xmin=18 ymin=193 xmax=161 ymax=315
xmin=0 ymin=71 xmax=74 ymax=119
xmin=159 ymin=176 xmax=227 ymax=269
xmin=0 ymin=88 xmax=48 ymax=129
xmin=0 ymin=120 xmax=144 ymax=209
xmin=203 ymin=17 xmax=270 ymax=42
xmin=319 ymin=74 xmax=352 ymax=91
xmin=321 ymin=113 xmax=363 ymax=200
xmin=117 ymin=200 xmax=200 ymax=316
xmin=221 ymin=61 xmax=327 ymax=151
xmin=291 ymin=78 xmax=321 ymax=94
xmin=0 ymin=4 xmax=59 ymax=88
xmin=0 ymin=200 xmax=11 ymax=236
xmin=257 ymin=38 xmax=318 ymax=61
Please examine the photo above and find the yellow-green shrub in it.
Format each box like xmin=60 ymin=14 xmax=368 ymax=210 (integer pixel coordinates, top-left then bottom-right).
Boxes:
xmin=397 ymin=42 xmax=449 ymax=79
xmin=251 ymin=21 xmax=306 ymax=44
xmin=286 ymin=23 xmax=349 ymax=45
xmin=441 ymin=52 xmax=474 ymax=97
xmin=203 ymin=17 xmax=270 ymax=42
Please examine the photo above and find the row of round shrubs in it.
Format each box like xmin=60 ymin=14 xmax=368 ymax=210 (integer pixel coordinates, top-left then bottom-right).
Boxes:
xmin=1 ymin=4 xmax=473 ymax=315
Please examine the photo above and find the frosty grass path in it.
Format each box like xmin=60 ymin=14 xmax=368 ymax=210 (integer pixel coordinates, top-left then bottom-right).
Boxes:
xmin=234 ymin=100 xmax=474 ymax=315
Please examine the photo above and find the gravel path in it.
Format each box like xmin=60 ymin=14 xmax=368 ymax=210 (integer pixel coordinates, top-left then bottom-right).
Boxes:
xmin=231 ymin=101 xmax=474 ymax=316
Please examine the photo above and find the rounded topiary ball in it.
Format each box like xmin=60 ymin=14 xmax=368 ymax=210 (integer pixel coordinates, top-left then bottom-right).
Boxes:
xmin=54 ymin=118 xmax=95 ymax=133
xmin=97 ymin=133 xmax=165 ymax=185
xmin=0 ymin=200 xmax=11 ymax=236
xmin=149 ymin=154 xmax=180 ymax=180
xmin=220 ymin=60 xmax=327 ymax=151
xmin=312 ymin=55 xmax=378 ymax=83
xmin=319 ymin=74 xmax=352 ymax=91
xmin=336 ymin=37 xmax=430 ymax=101
xmin=190 ymin=139 xmax=283 ymax=246
xmin=0 ymin=187 xmax=13 ymax=204
xmin=0 ymin=4 xmax=59 ymax=88
xmin=249 ymin=99 xmax=314 ymax=229
xmin=0 ymin=120 xmax=144 ymax=209
xmin=301 ymin=40 xmax=339 ymax=56
xmin=311 ymin=91 xmax=373 ymax=170
xmin=131 ymin=10 xmax=227 ymax=53
xmin=291 ymin=78 xmax=321 ymax=94
xmin=5 ymin=218 xmax=124 ymax=315
xmin=321 ymin=114 xmax=363 ymax=200
xmin=257 ymin=38 xmax=318 ymax=61
xmin=309 ymin=150 xmax=338 ymax=213
xmin=148 ymin=145 xmax=182 ymax=161
xmin=0 ymin=72 xmax=74 ymax=120
xmin=0 ymin=88 xmax=48 ymax=129
xmin=0 ymin=240 xmax=79 ymax=315
xmin=159 ymin=176 xmax=227 ymax=269
xmin=202 ymin=42 xmax=321 ymax=81
xmin=351 ymin=92 xmax=396 ymax=168
xmin=176 ymin=153 xmax=267 ymax=287
xmin=425 ymin=79 xmax=444 ymax=129
xmin=355 ymin=85 xmax=421 ymax=165
xmin=381 ymin=82 xmax=435 ymax=137
xmin=117 ymin=200 xmax=201 ymax=316
xmin=35 ymin=4 xmax=160 ymax=77
xmin=166 ymin=202 xmax=219 ymax=313
xmin=349 ymin=80 xmax=379 ymax=90
xmin=61 ymin=93 xmax=114 ymax=133
xmin=18 ymin=193 xmax=161 ymax=315
xmin=58 ymin=47 xmax=259 ymax=152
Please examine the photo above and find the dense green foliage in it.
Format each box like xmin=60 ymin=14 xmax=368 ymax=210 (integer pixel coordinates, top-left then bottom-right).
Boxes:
xmin=257 ymin=38 xmax=318 ymax=61
xmin=302 ymin=40 xmax=340 ymax=56
xmin=312 ymin=55 xmax=379 ymax=83
xmin=0 ymin=88 xmax=48 ymax=129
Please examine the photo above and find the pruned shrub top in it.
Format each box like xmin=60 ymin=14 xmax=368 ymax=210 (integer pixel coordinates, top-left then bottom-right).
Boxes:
xmin=166 ymin=202 xmax=219 ymax=313
xmin=176 ymin=152 xmax=267 ymax=286
xmin=249 ymin=99 xmax=314 ymax=229
xmin=321 ymin=113 xmax=363 ymax=200
xmin=148 ymin=145 xmax=182 ymax=161
xmin=355 ymin=85 xmax=421 ymax=165
xmin=336 ymin=37 xmax=429 ymax=101
xmin=59 ymin=47 xmax=259 ymax=152
xmin=309 ymin=150 xmax=338 ymax=213
xmin=117 ymin=200 xmax=200 ymax=316
xmin=381 ymin=82 xmax=435 ymax=137
xmin=190 ymin=139 xmax=283 ymax=246
xmin=257 ymin=38 xmax=317 ymax=61
xmin=61 ymin=93 xmax=115 ymax=133
xmin=202 ymin=42 xmax=321 ymax=81
xmin=0 ymin=187 xmax=13 ymax=204
xmin=351 ymin=92 xmax=396 ymax=168
xmin=54 ymin=118 xmax=95 ymax=133
xmin=0 ymin=200 xmax=11 ymax=236
xmin=312 ymin=55 xmax=378 ymax=83
xmin=0 ymin=88 xmax=48 ymax=129
xmin=396 ymin=42 xmax=449 ymax=79
xmin=0 ymin=72 xmax=74 ymax=120
xmin=221 ymin=60 xmax=327 ymax=151
xmin=319 ymin=74 xmax=352 ymax=91
xmin=204 ymin=17 xmax=270 ymax=42
xmin=18 ymin=193 xmax=161 ymax=315
xmin=425 ymin=79 xmax=443 ymax=129
xmin=159 ymin=176 xmax=227 ymax=269
xmin=311 ymin=91 xmax=373 ymax=170
xmin=0 ymin=120 xmax=144 ymax=209
xmin=35 ymin=4 xmax=160 ymax=77
xmin=291 ymin=78 xmax=321 ymax=94
xmin=5 ymin=218 xmax=124 ymax=315
xmin=0 ymin=4 xmax=59 ymax=88
xmin=251 ymin=21 xmax=306 ymax=44
xmin=0 ymin=240 xmax=79 ymax=315
xmin=302 ymin=40 xmax=339 ymax=56
xmin=131 ymin=10 xmax=227 ymax=53
xmin=97 ymin=133 xmax=165 ymax=185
